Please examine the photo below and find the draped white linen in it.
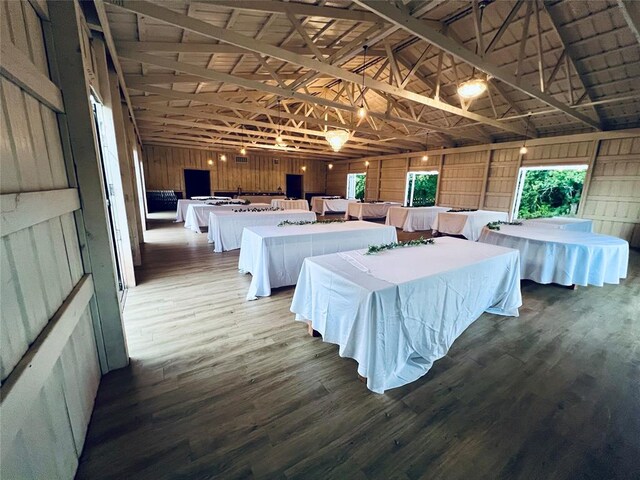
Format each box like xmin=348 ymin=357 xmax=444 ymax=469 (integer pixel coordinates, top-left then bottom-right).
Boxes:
xmin=238 ymin=195 xmax=286 ymax=204
xmin=175 ymin=199 xmax=204 ymax=222
xmin=207 ymin=209 xmax=316 ymax=252
xmin=522 ymin=217 xmax=593 ymax=232
xmin=478 ymin=225 xmax=628 ymax=286
xmin=270 ymin=199 xmax=309 ymax=210
xmin=433 ymin=210 xmax=509 ymax=241
xmin=345 ymin=202 xmax=402 ymax=220
xmin=291 ymin=237 xmax=522 ymax=393
xmin=239 ymin=221 xmax=397 ymax=300
xmin=386 ymin=206 xmax=451 ymax=232
xmin=184 ymin=203 xmax=270 ymax=233
xmin=311 ymin=197 xmax=355 ymax=214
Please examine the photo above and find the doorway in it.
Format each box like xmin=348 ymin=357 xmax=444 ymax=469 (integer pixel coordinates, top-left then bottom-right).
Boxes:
xmin=347 ymin=173 xmax=366 ymax=200
xmin=184 ymin=169 xmax=211 ymax=199
xmin=512 ymin=165 xmax=588 ymax=219
xmin=286 ymin=174 xmax=304 ymax=199
xmin=405 ymin=171 xmax=439 ymax=206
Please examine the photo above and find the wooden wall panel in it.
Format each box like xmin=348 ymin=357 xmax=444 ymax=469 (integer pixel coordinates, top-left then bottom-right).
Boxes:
xmin=484 ymin=147 xmax=520 ymax=212
xmin=438 ymin=151 xmax=486 ymax=208
xmin=326 ymin=163 xmax=348 ymax=196
xmin=142 ymin=145 xmax=327 ymax=196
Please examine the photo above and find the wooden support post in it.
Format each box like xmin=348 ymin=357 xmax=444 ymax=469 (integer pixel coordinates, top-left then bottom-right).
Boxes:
xmin=577 ymin=139 xmax=601 ymax=218
xmin=478 ymin=149 xmax=491 ymax=209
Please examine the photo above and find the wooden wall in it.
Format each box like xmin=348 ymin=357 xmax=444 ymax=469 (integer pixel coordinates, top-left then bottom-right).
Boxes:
xmin=1 ymin=1 xmax=127 ymax=477
xmin=142 ymin=145 xmax=327 ymax=196
xmin=327 ymin=130 xmax=640 ymax=246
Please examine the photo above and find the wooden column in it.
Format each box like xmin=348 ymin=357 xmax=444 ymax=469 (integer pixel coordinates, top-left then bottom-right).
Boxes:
xmin=47 ymin=0 xmax=128 ymax=371
xmin=478 ymin=148 xmax=492 ymax=209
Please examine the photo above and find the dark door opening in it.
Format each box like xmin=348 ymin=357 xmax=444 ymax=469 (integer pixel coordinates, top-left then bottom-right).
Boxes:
xmin=286 ymin=174 xmax=304 ymax=199
xmin=184 ymin=169 xmax=211 ymax=199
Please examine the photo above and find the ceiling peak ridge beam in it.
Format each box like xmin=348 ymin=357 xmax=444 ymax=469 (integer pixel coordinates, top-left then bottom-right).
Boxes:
xmin=107 ymin=0 xmax=527 ymax=137
xmin=353 ymin=0 xmax=602 ymax=131
xmin=618 ymin=0 xmax=640 ymax=44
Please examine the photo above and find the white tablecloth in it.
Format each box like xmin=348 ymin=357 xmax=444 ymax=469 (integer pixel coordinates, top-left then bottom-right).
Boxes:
xmin=478 ymin=225 xmax=629 ymax=287
xmin=386 ymin=206 xmax=451 ymax=232
xmin=175 ymin=199 xmax=204 ymax=222
xmin=311 ymin=197 xmax=355 ymax=214
xmin=290 ymin=236 xmax=521 ymax=393
xmin=207 ymin=209 xmax=316 ymax=252
xmin=433 ymin=210 xmax=509 ymax=241
xmin=184 ymin=203 xmax=270 ymax=233
xmin=239 ymin=221 xmax=398 ymax=300
xmin=345 ymin=202 xmax=402 ymax=220
xmin=238 ymin=195 xmax=286 ymax=204
xmin=270 ymin=199 xmax=309 ymax=210
xmin=522 ymin=217 xmax=593 ymax=232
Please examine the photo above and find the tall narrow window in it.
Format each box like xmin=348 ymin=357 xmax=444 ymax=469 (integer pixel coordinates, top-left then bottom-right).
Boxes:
xmin=405 ymin=171 xmax=439 ymax=206
xmin=512 ymin=165 xmax=588 ymax=219
xmin=347 ymin=173 xmax=366 ymax=200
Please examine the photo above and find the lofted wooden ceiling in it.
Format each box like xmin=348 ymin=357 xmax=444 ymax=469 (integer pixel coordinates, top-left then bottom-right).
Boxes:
xmin=99 ymin=0 xmax=640 ymax=160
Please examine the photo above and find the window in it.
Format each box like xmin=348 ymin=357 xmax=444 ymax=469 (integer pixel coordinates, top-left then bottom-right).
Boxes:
xmin=405 ymin=171 xmax=438 ymax=206
xmin=512 ymin=165 xmax=588 ymax=219
xmin=346 ymin=173 xmax=366 ymax=200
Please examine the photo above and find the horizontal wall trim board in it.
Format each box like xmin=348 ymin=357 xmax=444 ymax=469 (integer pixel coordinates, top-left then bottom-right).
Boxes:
xmin=1 ymin=189 xmax=80 ymax=237
xmin=584 ymin=214 xmax=639 ymax=223
xmin=0 ymin=36 xmax=64 ymax=112
xmin=0 ymin=274 xmax=94 ymax=456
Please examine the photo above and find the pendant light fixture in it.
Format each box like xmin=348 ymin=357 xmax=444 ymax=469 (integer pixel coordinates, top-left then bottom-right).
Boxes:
xmin=520 ymin=113 xmax=532 ymax=155
xmin=422 ymin=131 xmax=429 ymax=161
xmin=457 ymin=1 xmax=488 ymax=100
xmin=240 ymin=126 xmax=247 ymax=155
xmin=357 ymin=45 xmax=368 ymax=119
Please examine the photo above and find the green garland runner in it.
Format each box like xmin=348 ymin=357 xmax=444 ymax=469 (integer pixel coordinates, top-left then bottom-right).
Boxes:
xmin=365 ymin=237 xmax=435 ymax=255
xmin=277 ymin=219 xmax=346 ymax=227
xmin=486 ymin=220 xmax=523 ymax=231
xmin=232 ymin=207 xmax=283 ymax=213
xmin=448 ymin=208 xmax=477 ymax=213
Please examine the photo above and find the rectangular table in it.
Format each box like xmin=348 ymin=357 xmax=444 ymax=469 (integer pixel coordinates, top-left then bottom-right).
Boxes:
xmin=184 ymin=203 xmax=270 ymax=233
xmin=239 ymin=221 xmax=398 ymax=300
xmin=175 ymin=199 xmax=204 ymax=222
xmin=522 ymin=217 xmax=593 ymax=232
xmin=207 ymin=209 xmax=316 ymax=252
xmin=386 ymin=206 xmax=450 ymax=232
xmin=345 ymin=202 xmax=402 ymax=220
xmin=311 ymin=197 xmax=355 ymax=215
xmin=433 ymin=209 xmax=509 ymax=241
xmin=238 ymin=195 xmax=286 ymax=204
xmin=478 ymin=225 xmax=628 ymax=287
xmin=270 ymin=199 xmax=309 ymax=210
xmin=291 ymin=236 xmax=521 ymax=393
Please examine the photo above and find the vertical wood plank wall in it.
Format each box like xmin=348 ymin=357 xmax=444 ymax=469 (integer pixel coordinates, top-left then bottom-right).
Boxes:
xmin=142 ymin=145 xmax=327 ymax=196
xmin=1 ymin=2 xmax=107 ymax=477
xmin=327 ymin=131 xmax=640 ymax=246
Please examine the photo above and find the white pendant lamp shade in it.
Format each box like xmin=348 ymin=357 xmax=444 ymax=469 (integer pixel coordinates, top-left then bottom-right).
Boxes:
xmin=325 ymin=129 xmax=350 ymax=152
xmin=457 ymin=78 xmax=487 ymax=99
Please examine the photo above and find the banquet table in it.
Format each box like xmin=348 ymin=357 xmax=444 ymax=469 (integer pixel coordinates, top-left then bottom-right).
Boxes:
xmin=290 ymin=236 xmax=521 ymax=393
xmin=478 ymin=225 xmax=628 ymax=287
xmin=184 ymin=203 xmax=270 ymax=233
xmin=239 ymin=221 xmax=397 ymax=300
xmin=207 ymin=209 xmax=316 ymax=252
xmin=311 ymin=197 xmax=355 ymax=215
xmin=386 ymin=206 xmax=451 ymax=232
xmin=238 ymin=195 xmax=286 ymax=204
xmin=521 ymin=217 xmax=593 ymax=232
xmin=270 ymin=199 xmax=309 ymax=210
xmin=433 ymin=209 xmax=509 ymax=241
xmin=345 ymin=202 xmax=402 ymax=220
xmin=175 ymin=199 xmax=204 ymax=222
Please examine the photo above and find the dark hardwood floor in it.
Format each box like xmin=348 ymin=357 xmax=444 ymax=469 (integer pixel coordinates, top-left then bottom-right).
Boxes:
xmin=76 ymin=213 xmax=640 ymax=480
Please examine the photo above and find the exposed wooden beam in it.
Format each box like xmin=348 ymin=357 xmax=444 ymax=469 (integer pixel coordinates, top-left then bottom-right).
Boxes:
xmin=484 ymin=0 xmax=524 ymax=55
xmin=618 ymin=0 xmax=640 ymax=44
xmin=354 ymin=0 xmax=601 ymax=130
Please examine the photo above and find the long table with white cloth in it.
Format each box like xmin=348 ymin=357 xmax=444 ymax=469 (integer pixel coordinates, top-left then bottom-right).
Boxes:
xmin=184 ymin=203 xmax=270 ymax=233
xmin=345 ymin=202 xmax=402 ymax=220
xmin=311 ymin=197 xmax=355 ymax=215
xmin=176 ymin=199 xmax=203 ymax=222
xmin=239 ymin=221 xmax=398 ymax=300
xmin=386 ymin=206 xmax=450 ymax=232
xmin=478 ymin=225 xmax=628 ymax=287
xmin=522 ymin=217 xmax=593 ymax=232
xmin=270 ymin=199 xmax=309 ymax=210
xmin=433 ymin=209 xmax=509 ymax=241
xmin=207 ymin=209 xmax=316 ymax=252
xmin=290 ymin=236 xmax=522 ymax=393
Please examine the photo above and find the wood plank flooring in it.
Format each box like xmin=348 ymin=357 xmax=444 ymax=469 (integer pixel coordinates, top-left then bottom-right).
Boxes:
xmin=76 ymin=214 xmax=640 ymax=479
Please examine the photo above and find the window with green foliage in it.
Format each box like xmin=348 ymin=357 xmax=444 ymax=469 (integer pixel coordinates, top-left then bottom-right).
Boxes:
xmin=405 ymin=172 xmax=438 ymax=206
xmin=514 ymin=166 xmax=587 ymax=219
xmin=347 ymin=173 xmax=366 ymax=200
